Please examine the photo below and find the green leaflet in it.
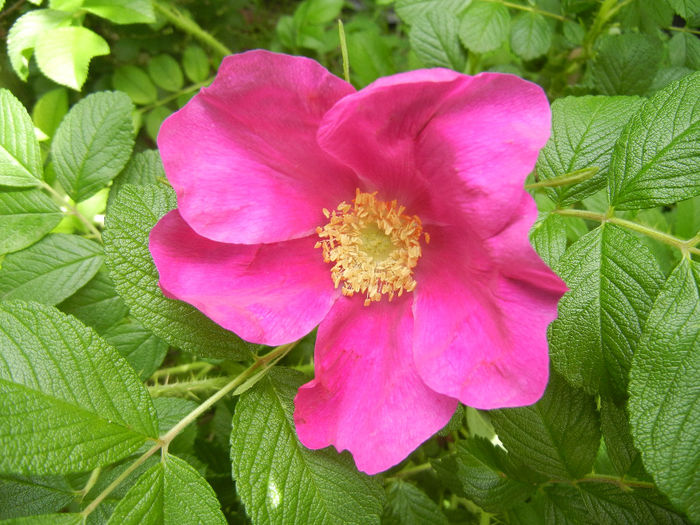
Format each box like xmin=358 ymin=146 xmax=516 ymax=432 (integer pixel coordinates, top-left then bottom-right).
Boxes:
xmin=81 ymin=0 xmax=155 ymax=24
xmin=510 ymin=12 xmax=553 ymax=61
xmin=0 ymin=188 xmax=62 ymax=255
xmin=536 ymin=95 xmax=643 ymax=206
xmin=106 ymin=149 xmax=165 ymax=210
xmin=458 ymin=1 xmax=510 ymax=53
xmin=112 ymin=65 xmax=158 ymax=105
xmin=629 ymin=259 xmax=700 ymax=522
xmin=147 ymin=54 xmax=184 ymax=92
xmin=609 ymin=72 xmax=700 ymax=209
xmin=103 ymin=184 xmax=253 ymax=359
xmin=0 ymin=89 xmax=43 ymax=188
xmin=32 ymin=88 xmax=69 ymax=139
xmin=0 ymin=474 xmax=74 ymax=519
xmin=103 ymin=319 xmax=168 ymax=380
xmin=231 ymin=368 xmax=385 ymax=525
xmin=394 ymin=0 xmax=467 ymax=25
xmin=382 ymin=481 xmax=447 ymax=525
xmin=599 ymin=398 xmax=643 ymax=479
xmin=182 ymin=45 xmax=210 ymax=84
xmin=106 ymin=454 xmax=225 ymax=525
xmin=548 ymin=225 xmax=665 ymax=399
xmin=591 ymin=34 xmax=663 ymax=96
xmin=529 ymin=213 xmax=568 ymax=268
xmin=0 ymin=234 xmax=103 ymax=305
xmin=409 ymin=10 xmax=466 ymax=70
xmin=2 ymin=514 xmax=85 ymax=524
xmin=0 ymin=301 xmax=158 ymax=474
xmin=52 ymin=91 xmax=134 ymax=203
xmin=488 ymin=372 xmax=600 ymax=480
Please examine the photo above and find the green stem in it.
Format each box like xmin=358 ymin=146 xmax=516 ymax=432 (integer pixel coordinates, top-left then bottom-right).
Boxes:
xmin=338 ymin=20 xmax=350 ymax=84
xmin=667 ymin=26 xmax=700 ymax=36
xmin=40 ymin=182 xmax=102 ymax=242
xmin=526 ymin=167 xmax=599 ymax=189
xmin=148 ymin=376 xmax=230 ymax=398
xmin=81 ymin=343 xmax=295 ymax=517
xmin=482 ymin=0 xmax=569 ymax=21
xmin=77 ymin=467 xmax=101 ymax=502
xmin=150 ymin=361 xmax=214 ymax=380
xmin=137 ymin=80 xmax=211 ymax=114
xmin=152 ymin=0 xmax=231 ymax=57
xmin=578 ymin=473 xmax=656 ymax=489
xmin=390 ymin=462 xmax=433 ymax=479
xmin=554 ymin=208 xmax=700 ymax=256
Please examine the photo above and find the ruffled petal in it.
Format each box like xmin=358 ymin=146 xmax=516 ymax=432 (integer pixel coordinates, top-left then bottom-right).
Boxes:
xmin=158 ymin=50 xmax=358 ymax=244
xmin=316 ymin=70 xmax=550 ymax=236
xmin=411 ymin=224 xmax=566 ymax=409
xmin=149 ymin=210 xmax=338 ymax=345
xmin=294 ymin=294 xmax=458 ymax=475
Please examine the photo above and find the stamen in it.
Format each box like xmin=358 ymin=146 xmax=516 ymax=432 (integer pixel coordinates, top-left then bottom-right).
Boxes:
xmin=316 ymin=189 xmax=423 ymax=306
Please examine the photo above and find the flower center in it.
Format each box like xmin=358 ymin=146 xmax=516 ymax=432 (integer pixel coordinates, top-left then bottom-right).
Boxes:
xmin=316 ymin=189 xmax=426 ymax=306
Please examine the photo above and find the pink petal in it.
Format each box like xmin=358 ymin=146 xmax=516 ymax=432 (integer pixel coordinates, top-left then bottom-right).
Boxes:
xmin=316 ymin=70 xmax=551 ymax=236
xmin=294 ymin=294 xmax=458 ymax=475
xmin=412 ymin=219 xmax=566 ymax=409
xmin=149 ymin=210 xmax=338 ymax=346
xmin=158 ymin=50 xmax=358 ymax=245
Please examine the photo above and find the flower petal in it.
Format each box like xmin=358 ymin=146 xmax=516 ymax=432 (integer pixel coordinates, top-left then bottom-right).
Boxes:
xmin=158 ymin=50 xmax=358 ymax=244
xmin=317 ymin=70 xmax=550 ymax=236
xmin=294 ymin=294 xmax=457 ymax=475
xmin=149 ymin=210 xmax=338 ymax=345
xmin=412 ymin=222 xmax=566 ymax=409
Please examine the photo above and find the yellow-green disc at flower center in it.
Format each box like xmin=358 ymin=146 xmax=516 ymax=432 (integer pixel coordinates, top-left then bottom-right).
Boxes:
xmin=316 ymin=189 xmax=426 ymax=306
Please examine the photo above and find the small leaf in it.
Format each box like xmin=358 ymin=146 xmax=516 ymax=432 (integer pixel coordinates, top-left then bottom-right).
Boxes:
xmin=488 ymin=372 xmax=600 ymax=480
xmin=410 ymin=10 xmax=466 ymax=70
xmin=112 ymin=65 xmax=158 ymax=105
xmin=395 ymin=0 xmax=468 ymax=25
xmin=144 ymin=106 xmax=171 ymax=141
xmin=0 ymin=234 xmax=103 ymax=305
xmin=529 ymin=213 xmax=567 ymax=268
xmin=668 ymin=0 xmax=700 ymax=18
xmin=0 ymin=89 xmax=43 ymax=187
xmin=609 ymin=72 xmax=700 ymax=209
xmin=382 ymin=481 xmax=447 ymax=525
xmin=107 ymin=149 xmax=164 ymax=210
xmin=34 ymin=26 xmax=110 ymax=91
xmin=103 ymin=319 xmax=168 ymax=380
xmin=599 ymin=397 xmax=642 ymax=478
xmin=182 ymin=45 xmax=209 ymax=83
xmin=82 ymin=0 xmax=155 ymax=24
xmin=0 ymin=301 xmax=159 ymax=474
xmin=629 ymin=259 xmax=700 ymax=522
xmin=459 ymin=1 xmax=510 ymax=53
xmin=107 ymin=454 xmax=226 ymax=524
xmin=32 ymin=87 xmax=69 ymax=138
xmin=0 ymin=189 xmax=62 ymax=255
xmin=510 ymin=12 xmax=552 ymax=60
xmin=591 ymin=34 xmax=663 ymax=96
xmin=147 ymin=54 xmax=184 ymax=92
xmin=52 ymin=91 xmax=134 ymax=203
xmin=231 ymin=368 xmax=385 ymax=525
xmin=103 ymin=184 xmax=253 ymax=359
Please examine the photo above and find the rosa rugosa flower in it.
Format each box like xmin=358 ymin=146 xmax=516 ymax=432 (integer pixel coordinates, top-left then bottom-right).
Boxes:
xmin=149 ymin=50 xmax=567 ymax=475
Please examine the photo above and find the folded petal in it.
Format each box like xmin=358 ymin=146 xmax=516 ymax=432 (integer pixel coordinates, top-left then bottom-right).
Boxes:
xmin=149 ymin=210 xmax=338 ymax=345
xmin=317 ymin=70 xmax=550 ymax=236
xmin=158 ymin=50 xmax=358 ymax=245
xmin=412 ymin=225 xmax=565 ymax=409
xmin=294 ymin=294 xmax=457 ymax=475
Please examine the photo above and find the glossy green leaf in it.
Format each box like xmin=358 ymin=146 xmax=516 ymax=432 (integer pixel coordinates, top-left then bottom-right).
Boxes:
xmin=510 ymin=12 xmax=552 ymax=60
xmin=488 ymin=372 xmax=600 ymax=480
xmin=529 ymin=213 xmax=567 ymax=268
xmin=112 ymin=65 xmax=158 ymax=105
xmin=0 ymin=189 xmax=62 ymax=255
xmin=182 ymin=45 xmax=209 ymax=83
xmin=147 ymin=54 xmax=184 ymax=92
xmin=609 ymin=72 xmax=700 ymax=209
xmin=395 ymin=0 xmax=468 ymax=25
xmin=382 ymin=481 xmax=447 ymax=525
xmin=459 ymin=1 xmax=510 ymax=53
xmin=82 ymin=0 xmax=155 ymax=24
xmin=591 ymin=34 xmax=662 ymax=96
xmin=103 ymin=184 xmax=252 ymax=359
xmin=0 ymin=89 xmax=43 ymax=188
xmin=0 ymin=234 xmax=103 ymax=305
xmin=0 ymin=474 xmax=74 ymax=519
xmin=0 ymin=301 xmax=158 ymax=474
xmin=107 ymin=454 xmax=225 ymax=524
xmin=629 ymin=259 xmax=700 ymax=522
xmin=536 ymin=95 xmax=643 ymax=205
xmin=409 ymin=10 xmax=466 ymax=70
xmin=32 ymin=88 xmax=68 ymax=138
xmin=52 ymin=91 xmax=134 ymax=203
xmin=549 ymin=225 xmax=665 ymax=398
xmin=231 ymin=368 xmax=385 ymax=525
xmin=3 ymin=514 xmax=85 ymax=524
xmin=34 ymin=26 xmax=109 ymax=91
xmin=103 ymin=319 xmax=168 ymax=380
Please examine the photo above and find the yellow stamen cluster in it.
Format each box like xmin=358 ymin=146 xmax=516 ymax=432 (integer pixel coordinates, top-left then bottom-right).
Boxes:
xmin=316 ymin=189 xmax=426 ymax=306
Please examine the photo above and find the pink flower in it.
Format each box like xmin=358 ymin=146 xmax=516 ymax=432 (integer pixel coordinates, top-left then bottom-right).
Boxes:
xmin=149 ymin=50 xmax=567 ymax=475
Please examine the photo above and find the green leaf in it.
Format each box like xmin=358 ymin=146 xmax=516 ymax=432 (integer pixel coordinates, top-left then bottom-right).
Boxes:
xmin=529 ymin=213 xmax=567 ymax=268
xmin=182 ymin=45 xmax=209 ymax=83
xmin=669 ymin=32 xmax=700 ymax=70
xmin=103 ymin=319 xmax=168 ymax=380
xmin=58 ymin=266 xmax=128 ymax=333
xmin=147 ymin=54 xmax=184 ymax=92
xmin=382 ymin=481 xmax=447 ymax=525
xmin=106 ymin=454 xmax=225 ymax=524
xmin=629 ymin=259 xmax=700 ymax=522
xmin=0 ymin=301 xmax=158 ymax=474
xmin=675 ymin=195 xmax=700 ymax=240
xmin=395 ymin=0 xmax=468 ymax=25
xmin=103 ymin=184 xmax=252 ymax=359
xmin=599 ymin=398 xmax=642 ymax=478
xmin=668 ymin=0 xmax=700 ymax=18
xmin=591 ymin=34 xmax=663 ymax=96
xmin=231 ymin=368 xmax=385 ymax=525
xmin=409 ymin=10 xmax=466 ymax=70
xmin=609 ymin=72 xmax=700 ymax=209
xmin=7 ymin=9 xmax=71 ymax=81
xmin=32 ymin=87 xmax=69 ymax=139
xmin=2 ymin=514 xmax=85 ymax=524
xmin=346 ymin=29 xmax=394 ymax=87
xmin=34 ymin=26 xmax=110 ymax=91
xmin=536 ymin=95 xmax=644 ymax=205
xmin=112 ymin=65 xmax=158 ymax=105
xmin=549 ymin=225 xmax=665 ymax=398
xmin=0 ymin=89 xmax=42 ymax=188
xmin=299 ymin=0 xmax=343 ymax=25
xmin=459 ymin=1 xmax=510 ymax=53
xmin=0 ymin=234 xmax=103 ymax=305
xmin=52 ymin=91 xmax=134 ymax=203
xmin=153 ymin=397 xmax=198 ymax=453
xmin=144 ymin=106 xmax=170 ymax=142
xmin=488 ymin=372 xmax=600 ymax=480
xmin=82 ymin=0 xmax=155 ymax=24
xmin=0 ymin=474 xmax=74 ymax=519
xmin=0 ymin=188 xmax=62 ymax=255
xmin=107 ymin=149 xmax=164 ymax=210
xmin=510 ymin=12 xmax=552 ymax=60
